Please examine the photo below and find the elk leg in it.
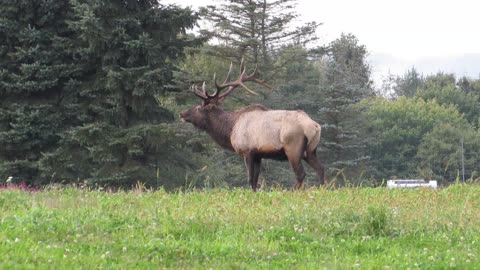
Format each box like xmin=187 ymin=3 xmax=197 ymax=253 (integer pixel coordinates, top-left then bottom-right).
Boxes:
xmin=244 ymin=152 xmax=258 ymax=191
xmin=305 ymin=149 xmax=325 ymax=185
xmin=252 ymin=156 xmax=262 ymax=191
xmin=284 ymin=139 xmax=307 ymax=189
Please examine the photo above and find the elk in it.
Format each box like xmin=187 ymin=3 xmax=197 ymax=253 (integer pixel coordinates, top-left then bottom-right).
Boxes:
xmin=179 ymin=61 xmax=325 ymax=191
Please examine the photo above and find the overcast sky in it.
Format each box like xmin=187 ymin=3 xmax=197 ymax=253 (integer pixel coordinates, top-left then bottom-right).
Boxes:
xmin=163 ymin=0 xmax=480 ymax=82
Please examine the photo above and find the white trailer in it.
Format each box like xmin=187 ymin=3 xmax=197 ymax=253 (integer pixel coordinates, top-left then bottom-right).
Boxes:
xmin=387 ymin=179 xmax=438 ymax=189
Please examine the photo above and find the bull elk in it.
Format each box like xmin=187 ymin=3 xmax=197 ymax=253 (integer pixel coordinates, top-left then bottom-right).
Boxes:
xmin=179 ymin=61 xmax=325 ymax=191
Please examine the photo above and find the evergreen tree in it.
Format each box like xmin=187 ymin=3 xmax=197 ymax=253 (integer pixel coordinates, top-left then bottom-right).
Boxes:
xmin=10 ymin=0 xmax=204 ymax=188
xmin=0 ymin=0 xmax=81 ymax=184
xmin=199 ymin=0 xmax=320 ymax=74
xmin=0 ymin=0 xmax=203 ymax=186
xmin=316 ymin=34 xmax=374 ymax=179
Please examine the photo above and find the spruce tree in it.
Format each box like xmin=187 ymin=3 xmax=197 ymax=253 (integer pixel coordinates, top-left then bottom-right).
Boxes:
xmin=200 ymin=0 xmax=320 ymax=73
xmin=317 ymin=34 xmax=374 ymax=179
xmin=0 ymin=0 xmax=203 ymax=187
xmin=40 ymin=0 xmax=204 ymax=188
xmin=0 ymin=0 xmax=80 ymax=184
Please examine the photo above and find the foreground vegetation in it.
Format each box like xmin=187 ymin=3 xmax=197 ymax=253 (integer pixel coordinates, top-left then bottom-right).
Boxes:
xmin=1 ymin=185 xmax=479 ymax=269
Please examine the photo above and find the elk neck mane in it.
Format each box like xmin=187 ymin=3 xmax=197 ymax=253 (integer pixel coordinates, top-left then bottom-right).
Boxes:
xmin=203 ymin=104 xmax=269 ymax=151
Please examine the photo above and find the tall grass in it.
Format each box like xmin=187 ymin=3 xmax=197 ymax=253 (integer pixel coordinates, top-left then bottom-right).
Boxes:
xmin=1 ymin=185 xmax=479 ymax=269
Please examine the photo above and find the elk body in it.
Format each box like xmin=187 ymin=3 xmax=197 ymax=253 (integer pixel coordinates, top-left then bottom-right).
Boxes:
xmin=180 ymin=62 xmax=325 ymax=191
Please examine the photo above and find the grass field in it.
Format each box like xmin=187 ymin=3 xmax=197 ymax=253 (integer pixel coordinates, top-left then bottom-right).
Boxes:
xmin=1 ymin=184 xmax=479 ymax=269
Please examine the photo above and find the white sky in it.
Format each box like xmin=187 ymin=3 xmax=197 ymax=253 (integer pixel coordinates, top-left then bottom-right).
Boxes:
xmin=299 ymin=0 xmax=480 ymax=60
xmin=163 ymin=0 xmax=480 ymax=80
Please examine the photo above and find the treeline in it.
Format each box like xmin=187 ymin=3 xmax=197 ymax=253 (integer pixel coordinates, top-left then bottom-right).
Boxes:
xmin=1 ymin=0 xmax=479 ymax=189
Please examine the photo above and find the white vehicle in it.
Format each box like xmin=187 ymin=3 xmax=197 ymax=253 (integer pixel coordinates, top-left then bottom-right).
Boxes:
xmin=387 ymin=179 xmax=437 ymax=189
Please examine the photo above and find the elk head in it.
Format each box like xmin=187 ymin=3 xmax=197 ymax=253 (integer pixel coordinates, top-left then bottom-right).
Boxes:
xmin=179 ymin=60 xmax=270 ymax=127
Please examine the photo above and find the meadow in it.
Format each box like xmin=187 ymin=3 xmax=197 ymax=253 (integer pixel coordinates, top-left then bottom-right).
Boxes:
xmin=1 ymin=184 xmax=479 ymax=269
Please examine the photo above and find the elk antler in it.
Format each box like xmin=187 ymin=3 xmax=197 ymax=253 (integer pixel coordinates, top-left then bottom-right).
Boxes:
xmin=214 ymin=58 xmax=272 ymax=99
xmin=191 ymin=82 xmax=208 ymax=99
xmin=191 ymin=59 xmax=271 ymax=104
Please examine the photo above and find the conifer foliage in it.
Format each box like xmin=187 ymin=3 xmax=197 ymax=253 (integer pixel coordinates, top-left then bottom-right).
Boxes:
xmin=317 ymin=34 xmax=374 ymax=178
xmin=0 ymin=0 xmax=202 ymax=187
xmin=200 ymin=0 xmax=320 ymax=71
xmin=0 ymin=1 xmax=80 ymax=182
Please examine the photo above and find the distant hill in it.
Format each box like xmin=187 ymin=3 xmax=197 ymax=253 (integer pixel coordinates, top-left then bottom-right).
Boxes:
xmin=368 ymin=53 xmax=480 ymax=86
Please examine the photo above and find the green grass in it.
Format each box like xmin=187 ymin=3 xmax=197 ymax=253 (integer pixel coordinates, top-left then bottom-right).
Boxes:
xmin=1 ymin=185 xmax=480 ymax=269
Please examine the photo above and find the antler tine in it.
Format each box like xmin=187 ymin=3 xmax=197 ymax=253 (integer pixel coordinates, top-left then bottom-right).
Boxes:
xmin=217 ymin=61 xmax=258 ymax=97
xmin=250 ymin=64 xmax=258 ymax=77
xmin=202 ymin=80 xmax=221 ymax=99
xmin=239 ymin=57 xmax=245 ymax=74
xmin=223 ymin=62 xmax=233 ymax=85
xmin=252 ymin=78 xmax=273 ymax=89
xmin=247 ymin=64 xmax=273 ymax=89
xmin=211 ymin=73 xmax=219 ymax=97
xmin=191 ymin=84 xmax=208 ymax=99
xmin=214 ymin=62 xmax=234 ymax=91
xmin=218 ymin=83 xmax=256 ymax=99
xmin=202 ymin=81 xmax=213 ymax=98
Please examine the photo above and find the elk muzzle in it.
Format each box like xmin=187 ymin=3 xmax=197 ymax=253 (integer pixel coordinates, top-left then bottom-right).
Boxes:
xmin=179 ymin=110 xmax=189 ymax=122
